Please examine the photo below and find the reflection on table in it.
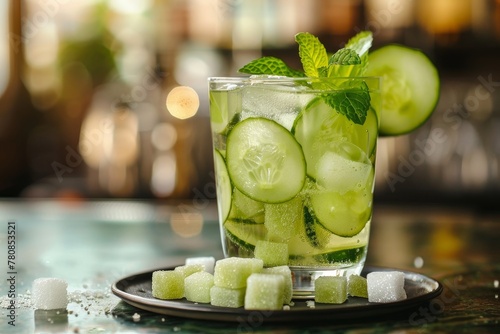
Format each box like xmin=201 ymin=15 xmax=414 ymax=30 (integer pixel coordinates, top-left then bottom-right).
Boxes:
xmin=0 ymin=200 xmax=498 ymax=333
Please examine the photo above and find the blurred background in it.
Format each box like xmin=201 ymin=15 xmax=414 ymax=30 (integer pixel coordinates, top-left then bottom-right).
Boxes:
xmin=0 ymin=0 xmax=499 ymax=211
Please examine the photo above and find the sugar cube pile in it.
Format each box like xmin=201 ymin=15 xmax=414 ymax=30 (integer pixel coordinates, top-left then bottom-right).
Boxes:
xmin=32 ymin=278 xmax=68 ymax=310
xmin=151 ymin=256 xmax=408 ymax=310
xmin=367 ymin=271 xmax=407 ymax=303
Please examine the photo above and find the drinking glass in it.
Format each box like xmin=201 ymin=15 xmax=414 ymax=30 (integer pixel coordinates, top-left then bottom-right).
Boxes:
xmin=208 ymin=76 xmax=380 ymax=297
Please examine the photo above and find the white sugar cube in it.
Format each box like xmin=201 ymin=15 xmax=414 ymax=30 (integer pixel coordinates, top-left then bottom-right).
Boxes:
xmin=367 ymin=271 xmax=407 ymax=303
xmin=32 ymin=278 xmax=68 ymax=310
xmin=185 ymin=256 xmax=216 ymax=274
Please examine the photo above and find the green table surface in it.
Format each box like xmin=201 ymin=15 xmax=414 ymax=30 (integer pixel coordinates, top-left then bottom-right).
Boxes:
xmin=0 ymin=199 xmax=498 ymax=333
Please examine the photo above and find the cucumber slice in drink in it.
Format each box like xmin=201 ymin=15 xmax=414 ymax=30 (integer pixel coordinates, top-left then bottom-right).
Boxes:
xmin=226 ymin=118 xmax=306 ymax=204
xmin=366 ymin=45 xmax=440 ymax=136
xmin=224 ymin=219 xmax=268 ymax=252
xmin=292 ymin=97 xmax=377 ymax=180
xmin=230 ymin=188 xmax=265 ymax=224
xmin=214 ymin=150 xmax=232 ymax=223
xmin=310 ymin=189 xmax=372 ymax=237
xmin=303 ymin=205 xmax=331 ymax=248
xmin=287 ymin=205 xmax=330 ymax=255
xmin=209 ymin=88 xmax=242 ymax=134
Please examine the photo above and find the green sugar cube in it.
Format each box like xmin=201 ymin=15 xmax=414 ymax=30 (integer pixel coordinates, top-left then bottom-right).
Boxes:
xmin=210 ymin=285 xmax=245 ymax=308
xmin=263 ymin=266 xmax=293 ymax=305
xmin=264 ymin=197 xmax=302 ymax=241
xmin=314 ymin=276 xmax=347 ymax=304
xmin=152 ymin=270 xmax=184 ymax=300
xmin=213 ymin=257 xmax=263 ymax=289
xmin=184 ymin=271 xmax=214 ymax=303
xmin=244 ymin=273 xmax=285 ymax=310
xmin=174 ymin=264 xmax=204 ymax=278
xmin=254 ymin=241 xmax=289 ymax=267
xmin=348 ymin=274 xmax=368 ymax=298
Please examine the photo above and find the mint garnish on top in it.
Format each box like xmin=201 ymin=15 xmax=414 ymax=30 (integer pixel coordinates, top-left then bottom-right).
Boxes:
xmin=238 ymin=31 xmax=373 ymax=125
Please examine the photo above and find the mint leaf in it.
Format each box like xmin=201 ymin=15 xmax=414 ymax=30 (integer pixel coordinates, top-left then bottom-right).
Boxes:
xmin=327 ymin=48 xmax=363 ymax=77
xmin=238 ymin=56 xmax=305 ymax=77
xmin=329 ymin=48 xmax=362 ymax=65
xmin=323 ymin=81 xmax=370 ymax=125
xmin=295 ymin=32 xmax=328 ymax=77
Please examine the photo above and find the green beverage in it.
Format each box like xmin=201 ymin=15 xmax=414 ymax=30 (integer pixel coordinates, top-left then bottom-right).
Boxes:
xmin=208 ymin=32 xmax=439 ymax=297
xmin=209 ymin=76 xmax=379 ymax=297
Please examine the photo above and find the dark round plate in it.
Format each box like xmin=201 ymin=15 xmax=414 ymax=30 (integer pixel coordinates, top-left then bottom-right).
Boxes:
xmin=111 ymin=265 xmax=442 ymax=323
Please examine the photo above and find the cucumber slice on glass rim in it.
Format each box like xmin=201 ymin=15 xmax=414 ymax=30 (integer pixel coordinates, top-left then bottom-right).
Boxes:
xmin=366 ymin=44 xmax=440 ymax=136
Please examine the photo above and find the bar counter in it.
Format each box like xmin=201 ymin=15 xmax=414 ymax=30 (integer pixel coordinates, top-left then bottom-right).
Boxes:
xmin=0 ymin=199 xmax=498 ymax=333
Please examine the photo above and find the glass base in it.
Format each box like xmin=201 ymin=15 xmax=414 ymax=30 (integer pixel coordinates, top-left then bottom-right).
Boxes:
xmin=291 ymin=262 xmax=365 ymax=299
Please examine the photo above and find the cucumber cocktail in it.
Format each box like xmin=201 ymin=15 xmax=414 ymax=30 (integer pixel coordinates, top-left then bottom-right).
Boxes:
xmin=208 ymin=32 xmax=439 ymax=297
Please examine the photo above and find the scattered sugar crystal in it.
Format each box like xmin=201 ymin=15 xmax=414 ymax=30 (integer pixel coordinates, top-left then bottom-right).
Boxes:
xmin=213 ymin=257 xmax=263 ymax=289
xmin=210 ymin=285 xmax=245 ymax=308
xmin=184 ymin=272 xmax=214 ymax=303
xmin=367 ymin=271 xmax=407 ymax=303
xmin=494 ymin=280 xmax=499 ymax=288
xmin=174 ymin=264 xmax=204 ymax=278
xmin=314 ymin=276 xmax=347 ymax=304
xmin=254 ymin=240 xmax=289 ymax=267
xmin=152 ymin=270 xmax=184 ymax=299
xmin=132 ymin=313 xmax=141 ymax=322
xmin=348 ymin=274 xmax=368 ymax=298
xmin=283 ymin=305 xmax=290 ymax=310
xmin=245 ymin=273 xmax=285 ymax=310
xmin=185 ymin=257 xmax=216 ymax=274
xmin=32 ymin=278 xmax=68 ymax=310
xmin=263 ymin=266 xmax=293 ymax=304
xmin=306 ymin=300 xmax=315 ymax=308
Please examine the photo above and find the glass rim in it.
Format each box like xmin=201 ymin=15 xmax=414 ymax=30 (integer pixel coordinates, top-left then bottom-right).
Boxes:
xmin=208 ymin=76 xmax=381 ymax=83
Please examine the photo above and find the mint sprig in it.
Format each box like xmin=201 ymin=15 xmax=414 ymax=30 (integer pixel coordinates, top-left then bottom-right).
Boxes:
xmin=237 ymin=31 xmax=373 ymax=125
